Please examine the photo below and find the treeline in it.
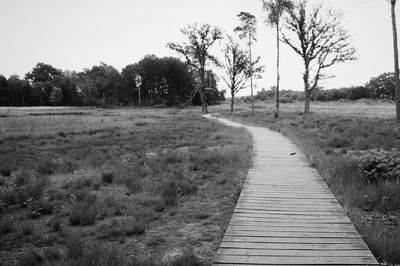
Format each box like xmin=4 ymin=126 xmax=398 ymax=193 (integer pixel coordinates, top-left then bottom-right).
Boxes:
xmin=0 ymin=55 xmax=225 ymax=107
xmin=255 ymin=72 xmax=397 ymax=103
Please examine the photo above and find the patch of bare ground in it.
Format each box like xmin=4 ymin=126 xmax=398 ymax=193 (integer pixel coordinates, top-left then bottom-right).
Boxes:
xmin=0 ymin=108 xmax=252 ymax=265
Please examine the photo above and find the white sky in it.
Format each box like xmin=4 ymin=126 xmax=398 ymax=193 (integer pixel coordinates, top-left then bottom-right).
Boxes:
xmin=0 ymin=0 xmax=397 ymax=96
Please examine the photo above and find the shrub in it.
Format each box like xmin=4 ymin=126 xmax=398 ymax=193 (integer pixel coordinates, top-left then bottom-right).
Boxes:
xmin=125 ymin=178 xmax=142 ymax=194
xmin=359 ymin=149 xmax=400 ymax=183
xmin=170 ymin=251 xmax=204 ymax=266
xmin=15 ymin=169 xmax=32 ymax=187
xmin=69 ymin=201 xmax=98 ymax=226
xmin=36 ymin=159 xmax=56 ymax=175
xmin=97 ymin=218 xmax=145 ymax=239
xmin=0 ymin=168 xmax=11 ymax=177
xmin=0 ymin=176 xmax=6 ymax=186
xmin=0 ymin=216 xmax=13 ymax=234
xmin=326 ymin=134 xmax=351 ymax=148
xmin=0 ymin=187 xmax=17 ymax=205
xmin=153 ymin=200 xmax=165 ymax=212
xmin=367 ymin=224 xmax=400 ymax=263
xmin=22 ymin=222 xmax=34 ymax=235
xmin=65 ymin=232 xmax=84 ymax=259
xmin=47 ymin=188 xmax=67 ymax=201
xmin=102 ymin=172 xmax=114 ymax=184
xmin=161 ymin=181 xmax=178 ymax=206
xmin=49 ymin=216 xmax=62 ymax=232
xmin=25 ymin=175 xmax=49 ymax=201
xmin=38 ymin=199 xmax=55 ymax=215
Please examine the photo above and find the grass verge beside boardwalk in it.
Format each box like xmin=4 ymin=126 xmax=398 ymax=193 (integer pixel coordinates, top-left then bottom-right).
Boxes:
xmin=0 ymin=108 xmax=252 ymax=265
xmin=217 ymin=109 xmax=400 ymax=265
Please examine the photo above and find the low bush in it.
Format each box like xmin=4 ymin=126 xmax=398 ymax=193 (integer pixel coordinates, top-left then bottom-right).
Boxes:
xmin=358 ymin=149 xmax=400 ymax=183
xmin=170 ymin=250 xmax=204 ymax=266
xmin=161 ymin=180 xmax=178 ymax=206
xmin=97 ymin=217 xmax=145 ymax=239
xmin=36 ymin=159 xmax=56 ymax=175
xmin=36 ymin=157 xmax=78 ymax=176
xmin=367 ymin=224 xmax=400 ymax=264
xmin=38 ymin=199 xmax=55 ymax=215
xmin=65 ymin=232 xmax=84 ymax=259
xmin=69 ymin=201 xmax=98 ymax=226
xmin=49 ymin=215 xmax=62 ymax=232
xmin=102 ymin=171 xmax=114 ymax=184
xmin=15 ymin=169 xmax=32 ymax=187
xmin=0 ymin=216 xmax=13 ymax=234
xmin=22 ymin=222 xmax=34 ymax=235
xmin=0 ymin=187 xmax=18 ymax=205
xmin=0 ymin=168 xmax=11 ymax=177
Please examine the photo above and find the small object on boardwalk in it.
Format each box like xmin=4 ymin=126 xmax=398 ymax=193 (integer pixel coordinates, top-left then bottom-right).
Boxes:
xmin=204 ymin=115 xmax=378 ymax=266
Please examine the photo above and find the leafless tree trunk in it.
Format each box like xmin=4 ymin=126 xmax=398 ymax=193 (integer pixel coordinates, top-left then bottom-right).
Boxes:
xmin=391 ymin=0 xmax=400 ymax=122
xmin=249 ymin=34 xmax=254 ymax=116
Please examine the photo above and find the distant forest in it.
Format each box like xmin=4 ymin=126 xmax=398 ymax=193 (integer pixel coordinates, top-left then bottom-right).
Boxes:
xmin=253 ymin=72 xmax=397 ymax=103
xmin=0 ymin=55 xmax=225 ymax=107
xmin=0 ymin=58 xmax=396 ymax=107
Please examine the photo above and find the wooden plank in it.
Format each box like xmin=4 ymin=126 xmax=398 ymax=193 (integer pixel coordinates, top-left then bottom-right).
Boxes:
xmin=217 ymin=248 xmax=374 ymax=257
xmin=219 ymin=242 xmax=369 ymax=250
xmin=226 ymin=225 xmax=359 ymax=233
xmin=224 ymin=231 xmax=361 ymax=238
xmin=234 ymin=210 xmax=346 ymax=216
xmin=213 ymin=255 xmax=378 ymax=265
xmin=228 ymin=221 xmax=355 ymax=228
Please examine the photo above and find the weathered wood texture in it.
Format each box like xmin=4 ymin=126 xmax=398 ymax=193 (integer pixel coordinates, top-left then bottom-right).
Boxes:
xmin=205 ymin=115 xmax=378 ymax=266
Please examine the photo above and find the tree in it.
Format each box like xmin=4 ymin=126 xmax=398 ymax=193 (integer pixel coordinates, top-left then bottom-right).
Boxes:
xmin=365 ymin=73 xmax=396 ymax=100
xmin=168 ymin=23 xmax=223 ymax=113
xmin=222 ymin=37 xmax=264 ymax=111
xmin=281 ymin=1 xmax=356 ymax=114
xmin=25 ymin=63 xmax=63 ymax=105
xmin=389 ymin=0 xmax=400 ymax=121
xmin=263 ymin=0 xmax=294 ymax=118
xmin=234 ymin=12 xmax=258 ymax=116
xmin=49 ymin=87 xmax=63 ymax=106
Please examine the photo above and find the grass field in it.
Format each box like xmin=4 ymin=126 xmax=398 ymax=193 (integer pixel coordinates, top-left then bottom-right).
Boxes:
xmin=215 ymin=100 xmax=400 ymax=264
xmin=0 ymin=107 xmax=252 ymax=265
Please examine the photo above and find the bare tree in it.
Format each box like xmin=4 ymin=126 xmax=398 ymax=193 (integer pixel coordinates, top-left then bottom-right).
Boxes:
xmin=389 ymin=0 xmax=400 ymax=122
xmin=222 ymin=37 xmax=264 ymax=112
xmin=234 ymin=12 xmax=258 ymax=116
xmin=281 ymin=0 xmax=356 ymax=114
xmin=263 ymin=0 xmax=294 ymax=118
xmin=167 ymin=23 xmax=223 ymax=113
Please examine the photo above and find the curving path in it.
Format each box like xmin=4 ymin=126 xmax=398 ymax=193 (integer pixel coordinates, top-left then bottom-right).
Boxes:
xmin=204 ymin=115 xmax=378 ymax=266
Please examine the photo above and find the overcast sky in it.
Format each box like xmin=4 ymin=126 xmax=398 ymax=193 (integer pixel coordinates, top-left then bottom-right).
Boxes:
xmin=0 ymin=0 xmax=397 ymax=96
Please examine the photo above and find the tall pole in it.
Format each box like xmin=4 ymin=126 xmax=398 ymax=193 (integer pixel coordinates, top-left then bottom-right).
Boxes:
xmin=249 ymin=34 xmax=254 ymax=116
xmin=391 ymin=0 xmax=400 ymax=122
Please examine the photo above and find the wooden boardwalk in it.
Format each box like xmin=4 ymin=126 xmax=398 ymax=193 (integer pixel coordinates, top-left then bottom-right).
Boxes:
xmin=206 ymin=115 xmax=378 ymax=266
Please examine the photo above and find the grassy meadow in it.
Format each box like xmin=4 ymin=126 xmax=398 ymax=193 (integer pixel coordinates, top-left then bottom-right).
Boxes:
xmin=214 ymin=100 xmax=400 ymax=264
xmin=0 ymin=107 xmax=252 ymax=265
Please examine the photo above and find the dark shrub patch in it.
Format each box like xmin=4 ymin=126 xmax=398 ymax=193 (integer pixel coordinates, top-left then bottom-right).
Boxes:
xmin=69 ymin=202 xmax=98 ymax=226
xmin=0 ymin=216 xmax=13 ymax=234
xmin=66 ymin=232 xmax=84 ymax=259
xmin=0 ymin=168 xmax=11 ymax=177
xmin=359 ymin=149 xmax=400 ymax=183
xmin=102 ymin=172 xmax=114 ymax=184
xmin=22 ymin=222 xmax=34 ymax=235
xmin=161 ymin=180 xmax=178 ymax=206
xmin=36 ymin=159 xmax=56 ymax=175
xmin=49 ymin=216 xmax=62 ymax=232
